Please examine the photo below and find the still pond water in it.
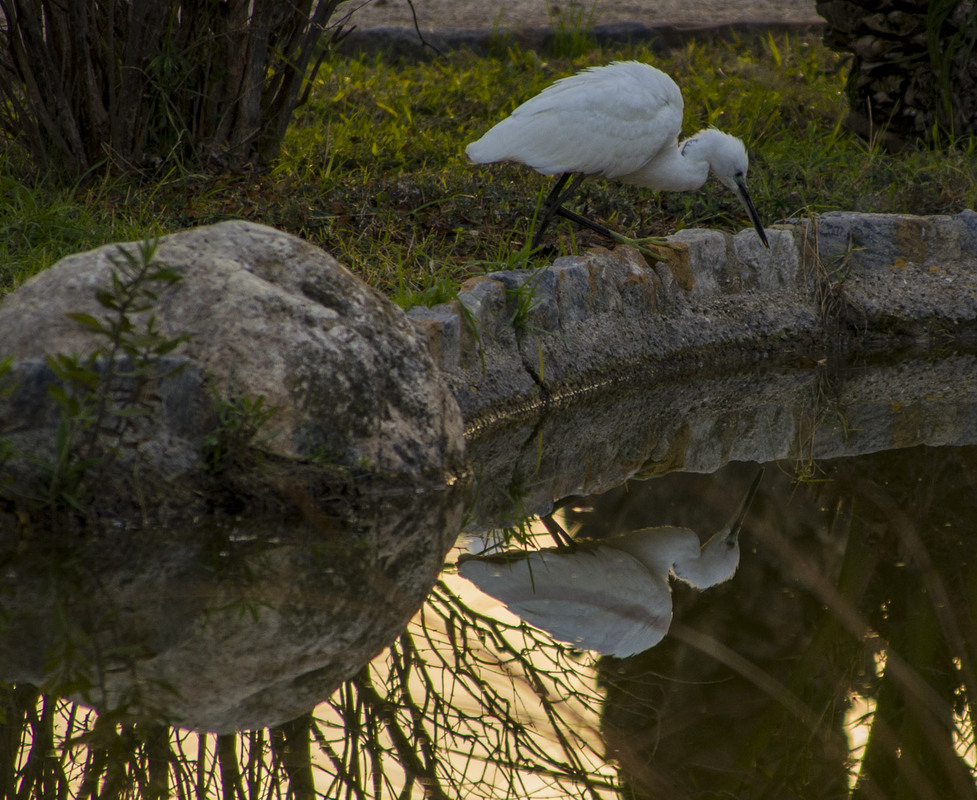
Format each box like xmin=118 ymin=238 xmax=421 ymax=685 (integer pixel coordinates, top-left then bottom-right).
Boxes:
xmin=4 ymin=351 xmax=977 ymax=799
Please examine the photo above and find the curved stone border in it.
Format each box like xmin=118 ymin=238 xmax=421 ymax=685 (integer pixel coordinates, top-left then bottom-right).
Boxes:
xmin=408 ymin=212 xmax=977 ymax=428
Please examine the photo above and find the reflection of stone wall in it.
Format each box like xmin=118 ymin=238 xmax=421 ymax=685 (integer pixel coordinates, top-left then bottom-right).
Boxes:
xmin=465 ymin=350 xmax=977 ymax=527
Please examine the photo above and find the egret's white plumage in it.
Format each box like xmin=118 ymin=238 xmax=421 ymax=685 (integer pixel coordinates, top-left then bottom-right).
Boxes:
xmin=467 ymin=61 xmax=684 ymax=183
xmin=466 ymin=60 xmax=768 ymax=248
xmin=458 ymin=469 xmax=763 ymax=659
xmin=459 ymin=527 xmax=699 ymax=657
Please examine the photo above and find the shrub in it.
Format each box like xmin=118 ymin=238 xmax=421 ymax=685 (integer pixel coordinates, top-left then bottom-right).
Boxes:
xmin=0 ymin=0 xmax=350 ymax=180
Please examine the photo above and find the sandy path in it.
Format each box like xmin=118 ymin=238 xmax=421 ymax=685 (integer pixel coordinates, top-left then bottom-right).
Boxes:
xmin=348 ymin=0 xmax=822 ymax=33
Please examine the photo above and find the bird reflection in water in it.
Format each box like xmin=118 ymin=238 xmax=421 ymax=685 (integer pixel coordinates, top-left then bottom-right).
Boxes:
xmin=458 ymin=469 xmax=763 ymax=658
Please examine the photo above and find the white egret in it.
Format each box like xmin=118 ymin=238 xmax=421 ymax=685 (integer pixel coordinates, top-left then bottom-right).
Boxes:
xmin=458 ymin=469 xmax=763 ymax=658
xmin=466 ymin=60 xmax=769 ymax=251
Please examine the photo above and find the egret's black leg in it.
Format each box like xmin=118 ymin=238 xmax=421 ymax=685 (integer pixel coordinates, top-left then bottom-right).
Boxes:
xmin=555 ymin=206 xmax=684 ymax=259
xmin=729 ymin=467 xmax=764 ymax=539
xmin=532 ymin=172 xmax=586 ymax=248
xmin=554 ymin=206 xmax=619 ymax=242
xmin=536 ymin=174 xmax=683 ymax=257
xmin=545 ymin=171 xmax=573 ymax=204
xmin=540 ymin=514 xmax=575 ymax=550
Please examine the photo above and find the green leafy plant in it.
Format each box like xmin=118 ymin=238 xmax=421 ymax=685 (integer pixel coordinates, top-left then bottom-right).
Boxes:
xmin=41 ymin=239 xmax=190 ymax=510
xmin=546 ymin=1 xmax=600 ymax=58
xmin=926 ymin=0 xmax=977 ymax=140
xmin=202 ymin=390 xmax=279 ymax=474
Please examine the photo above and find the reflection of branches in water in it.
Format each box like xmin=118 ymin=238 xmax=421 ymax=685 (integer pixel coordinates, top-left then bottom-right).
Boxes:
xmin=23 ymin=700 xmax=288 ymax=798
xmin=316 ymin=580 xmax=620 ymax=799
xmin=841 ymin=453 xmax=977 ymax=800
xmin=2 ymin=578 xmax=620 ymax=799
xmin=1 ymin=688 xmax=330 ymax=799
xmin=570 ymin=459 xmax=977 ymax=799
xmin=9 ymin=452 xmax=977 ymax=800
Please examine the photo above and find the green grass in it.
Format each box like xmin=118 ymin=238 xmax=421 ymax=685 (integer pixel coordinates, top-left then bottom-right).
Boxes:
xmin=0 ymin=173 xmax=162 ymax=294
xmin=3 ymin=32 xmax=977 ymax=306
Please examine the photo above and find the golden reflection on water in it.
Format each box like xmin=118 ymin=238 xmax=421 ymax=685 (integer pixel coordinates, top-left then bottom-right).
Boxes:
xmin=306 ymin=526 xmax=621 ymax=798
xmin=845 ymin=692 xmax=876 ymax=789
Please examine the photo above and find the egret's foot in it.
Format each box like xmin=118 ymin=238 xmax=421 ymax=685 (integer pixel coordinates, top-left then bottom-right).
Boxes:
xmin=606 ymin=232 xmax=686 ymax=263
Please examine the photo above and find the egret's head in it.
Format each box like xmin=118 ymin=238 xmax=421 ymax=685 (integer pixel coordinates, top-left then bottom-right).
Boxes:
xmin=696 ymin=129 xmax=768 ymax=248
xmin=701 ymin=130 xmax=751 ymax=191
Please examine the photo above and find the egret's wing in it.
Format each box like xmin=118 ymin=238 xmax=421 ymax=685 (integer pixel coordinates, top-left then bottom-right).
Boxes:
xmin=466 ymin=61 xmax=684 ymax=180
xmin=458 ymin=545 xmax=673 ymax=658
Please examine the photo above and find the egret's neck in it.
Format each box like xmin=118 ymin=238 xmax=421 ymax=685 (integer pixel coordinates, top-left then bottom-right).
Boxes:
xmin=605 ymin=527 xmax=701 ymax=575
xmin=624 ymin=137 xmax=710 ymax=192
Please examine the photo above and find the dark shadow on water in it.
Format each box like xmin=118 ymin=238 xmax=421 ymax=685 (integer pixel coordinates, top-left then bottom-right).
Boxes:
xmin=573 ymin=451 xmax=977 ymax=799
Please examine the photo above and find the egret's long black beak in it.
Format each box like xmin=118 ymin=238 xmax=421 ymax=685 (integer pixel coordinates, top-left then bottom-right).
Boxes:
xmin=735 ymin=177 xmax=769 ymax=248
xmin=728 ymin=467 xmax=764 ymax=540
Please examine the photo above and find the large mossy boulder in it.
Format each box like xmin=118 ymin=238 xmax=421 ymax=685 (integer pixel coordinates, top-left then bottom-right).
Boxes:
xmin=0 ymin=221 xmax=465 ymax=523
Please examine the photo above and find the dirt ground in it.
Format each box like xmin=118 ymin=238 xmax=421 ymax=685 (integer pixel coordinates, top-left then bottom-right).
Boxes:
xmin=348 ymin=0 xmax=823 ymax=33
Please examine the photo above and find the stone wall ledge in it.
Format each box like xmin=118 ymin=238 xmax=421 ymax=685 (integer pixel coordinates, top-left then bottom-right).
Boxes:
xmin=408 ymin=211 xmax=977 ymax=428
